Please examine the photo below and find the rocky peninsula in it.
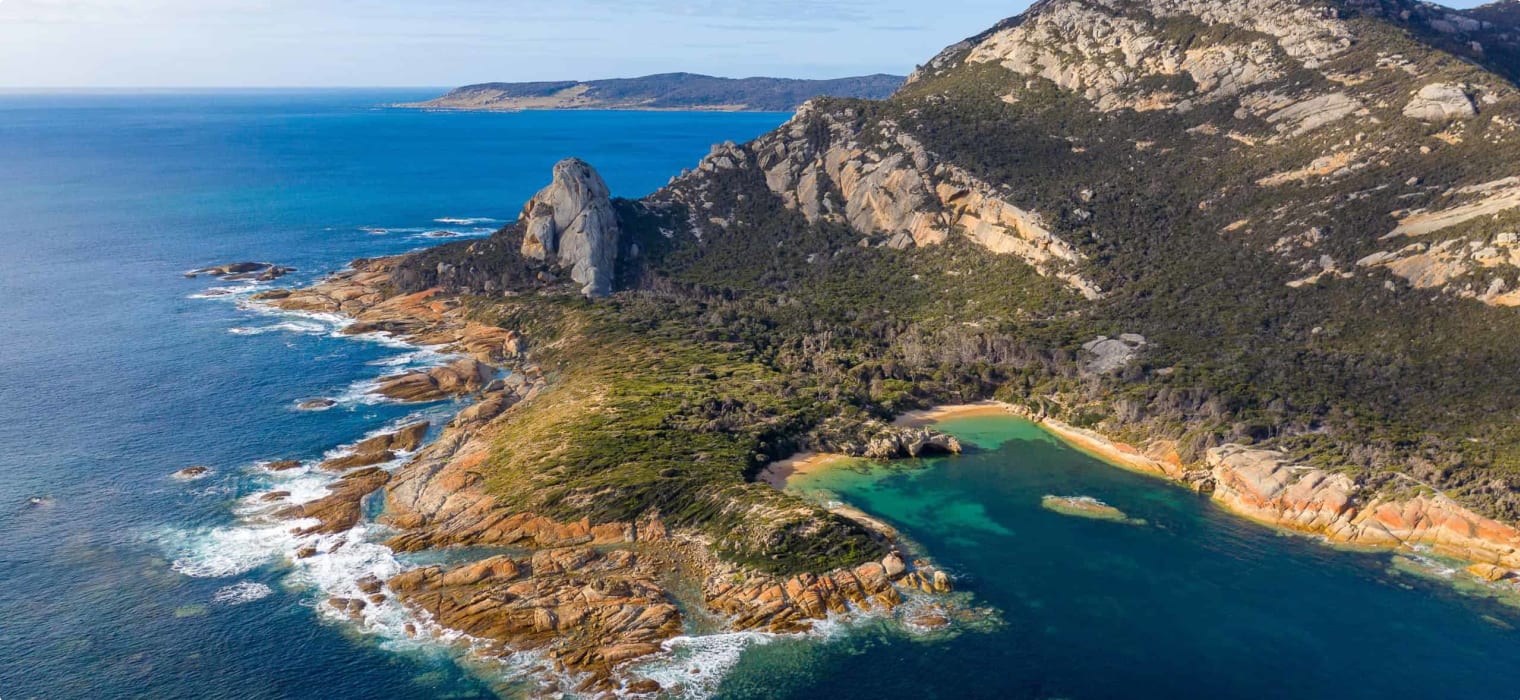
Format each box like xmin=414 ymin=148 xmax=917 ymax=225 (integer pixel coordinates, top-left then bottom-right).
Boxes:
xmin=248 ymin=252 xmax=960 ymax=693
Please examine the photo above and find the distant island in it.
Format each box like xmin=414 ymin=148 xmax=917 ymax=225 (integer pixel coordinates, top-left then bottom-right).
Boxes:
xmin=395 ymin=72 xmax=905 ymax=112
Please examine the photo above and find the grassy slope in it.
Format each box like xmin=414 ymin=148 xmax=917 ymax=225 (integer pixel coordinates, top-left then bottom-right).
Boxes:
xmin=875 ymin=11 xmax=1520 ymax=513
xmin=399 ymin=0 xmax=1520 ymax=574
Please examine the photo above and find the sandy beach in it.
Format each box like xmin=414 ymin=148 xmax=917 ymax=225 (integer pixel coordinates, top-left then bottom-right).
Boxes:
xmin=757 ymin=452 xmax=855 ymax=488
xmin=763 ymin=401 xmax=1175 ymax=490
xmin=892 ymin=401 xmax=1015 ymax=427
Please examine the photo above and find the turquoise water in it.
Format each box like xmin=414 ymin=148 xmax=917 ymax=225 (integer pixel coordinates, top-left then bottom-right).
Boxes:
xmin=0 ymin=91 xmax=785 ymax=699
xmin=720 ymin=416 xmax=1520 ymax=699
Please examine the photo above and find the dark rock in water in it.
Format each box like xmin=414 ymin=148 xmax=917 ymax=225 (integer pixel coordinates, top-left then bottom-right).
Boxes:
xmin=261 ymin=491 xmax=291 ymax=503
xmin=186 ymin=262 xmax=294 ymax=282
xmin=256 ymin=266 xmax=295 ymax=282
xmin=320 ymin=450 xmax=395 ymax=471
xmin=297 ymin=398 xmax=337 ymax=411
xmin=173 ymin=466 xmax=212 ymax=480
xmin=626 ymin=680 xmax=662 ymax=695
xmin=250 ymin=289 xmax=293 ymax=301
xmin=279 ymin=467 xmax=391 ymax=534
xmin=265 ymin=460 xmax=302 ymax=471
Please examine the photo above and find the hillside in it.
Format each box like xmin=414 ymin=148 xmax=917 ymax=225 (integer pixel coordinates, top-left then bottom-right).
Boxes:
xmin=358 ymin=0 xmax=1520 ymax=677
xmin=397 ymin=72 xmax=905 ymax=112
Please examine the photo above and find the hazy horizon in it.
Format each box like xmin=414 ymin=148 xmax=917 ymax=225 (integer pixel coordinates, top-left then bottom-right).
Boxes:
xmin=0 ymin=0 xmax=1501 ymax=89
xmin=1 ymin=0 xmax=1021 ymax=89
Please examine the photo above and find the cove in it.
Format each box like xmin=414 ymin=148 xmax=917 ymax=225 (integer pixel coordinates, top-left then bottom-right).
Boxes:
xmin=718 ymin=414 xmax=1520 ymax=699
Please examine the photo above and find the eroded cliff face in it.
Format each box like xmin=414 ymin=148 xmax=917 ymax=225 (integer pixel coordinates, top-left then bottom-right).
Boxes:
xmin=1205 ymin=445 xmax=1520 ymax=568
xmin=519 ymin=158 xmax=620 ymax=296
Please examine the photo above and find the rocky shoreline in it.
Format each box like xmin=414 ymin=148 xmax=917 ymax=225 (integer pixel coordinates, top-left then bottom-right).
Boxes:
xmin=245 ymin=257 xmax=960 ymax=695
xmin=874 ymin=402 xmax=1520 ymax=587
xmin=243 ymin=251 xmax=1520 ymax=692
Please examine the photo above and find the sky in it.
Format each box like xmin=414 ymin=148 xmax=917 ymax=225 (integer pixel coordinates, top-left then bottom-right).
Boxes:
xmin=0 ymin=0 xmax=1499 ymax=88
xmin=0 ymin=0 xmax=1028 ymax=88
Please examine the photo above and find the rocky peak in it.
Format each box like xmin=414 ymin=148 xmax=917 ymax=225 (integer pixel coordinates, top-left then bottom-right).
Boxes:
xmin=659 ymin=101 xmax=1102 ymax=298
xmin=520 ymin=158 xmax=620 ymax=296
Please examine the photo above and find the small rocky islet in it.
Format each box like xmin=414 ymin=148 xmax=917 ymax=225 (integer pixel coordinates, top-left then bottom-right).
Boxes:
xmin=184 ymin=262 xmax=295 ymax=282
xmin=1041 ymin=495 xmax=1144 ymax=525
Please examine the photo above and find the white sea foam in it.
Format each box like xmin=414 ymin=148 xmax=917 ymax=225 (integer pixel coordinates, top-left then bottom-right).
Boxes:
xmin=408 ymin=228 xmax=494 ymax=241
xmin=166 ymin=519 xmax=317 ymax=578
xmin=286 ymin=530 xmax=424 ymax=637
xmin=632 ymin=632 xmax=774 ymax=699
xmin=188 ymin=285 xmax=261 ymax=300
xmin=332 ymin=378 xmax=388 ymax=406
xmin=338 ymin=329 xmax=427 ymax=351
xmin=213 ymin=581 xmax=273 ymax=605
xmin=229 ymin=320 xmax=329 ymax=336
xmin=627 ymin=608 xmax=872 ymax=699
xmin=232 ymin=472 xmax=332 ymax=511
xmin=360 ymin=226 xmax=431 ymax=236
xmin=434 ymin=217 xmax=500 ymax=226
xmin=366 ymin=353 xmax=419 ymax=367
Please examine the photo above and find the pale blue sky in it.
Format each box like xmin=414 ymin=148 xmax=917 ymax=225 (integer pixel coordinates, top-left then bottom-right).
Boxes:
xmin=0 ymin=0 xmax=1496 ymax=87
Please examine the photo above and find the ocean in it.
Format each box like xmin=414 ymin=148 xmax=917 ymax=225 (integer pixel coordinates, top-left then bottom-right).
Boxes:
xmin=0 ymin=90 xmax=1517 ymax=699
xmin=0 ymin=90 xmax=786 ymax=699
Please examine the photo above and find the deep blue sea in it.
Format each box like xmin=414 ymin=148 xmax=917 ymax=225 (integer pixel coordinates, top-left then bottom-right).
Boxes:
xmin=0 ymin=90 xmax=787 ymax=699
xmin=1 ymin=91 xmax=1518 ymax=700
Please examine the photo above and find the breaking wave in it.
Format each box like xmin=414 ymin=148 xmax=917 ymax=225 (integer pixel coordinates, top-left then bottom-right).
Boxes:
xmin=213 ymin=581 xmax=274 ymax=605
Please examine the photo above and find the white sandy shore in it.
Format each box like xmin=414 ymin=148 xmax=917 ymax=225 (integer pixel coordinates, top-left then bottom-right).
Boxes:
xmin=761 ymin=401 xmax=1175 ymax=490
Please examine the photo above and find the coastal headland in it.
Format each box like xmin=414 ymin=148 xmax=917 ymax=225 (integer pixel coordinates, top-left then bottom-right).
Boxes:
xmin=247 ymin=257 xmax=960 ymax=693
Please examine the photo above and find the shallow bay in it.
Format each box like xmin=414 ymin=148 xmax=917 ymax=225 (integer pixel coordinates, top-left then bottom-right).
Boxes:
xmin=733 ymin=415 xmax=1520 ymax=699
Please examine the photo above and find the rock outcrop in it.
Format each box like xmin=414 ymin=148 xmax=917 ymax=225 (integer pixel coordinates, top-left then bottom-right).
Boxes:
xmin=1404 ymin=83 xmax=1478 ymax=122
xmin=387 ymin=547 xmax=682 ymax=686
xmin=185 ymin=262 xmax=294 ymax=281
xmin=374 ymin=359 xmax=496 ymax=403
xmin=277 ymin=467 xmax=391 ymax=535
xmin=862 ymin=427 xmax=963 ymax=461
xmin=956 ymin=0 xmax=1350 ymax=114
xmin=1203 ymin=445 xmax=1520 ymax=568
xmin=1081 ymin=334 xmax=1147 ymax=374
xmin=1023 ymin=408 xmax=1520 ymax=578
xmin=665 ymin=104 xmax=1101 ymax=298
xmin=319 ymin=422 xmax=429 ymax=471
xmin=518 ymin=158 xmax=620 ymax=297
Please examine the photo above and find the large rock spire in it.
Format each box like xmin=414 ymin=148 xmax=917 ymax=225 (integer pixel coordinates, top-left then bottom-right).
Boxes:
xmin=519 ymin=158 xmax=620 ymax=296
